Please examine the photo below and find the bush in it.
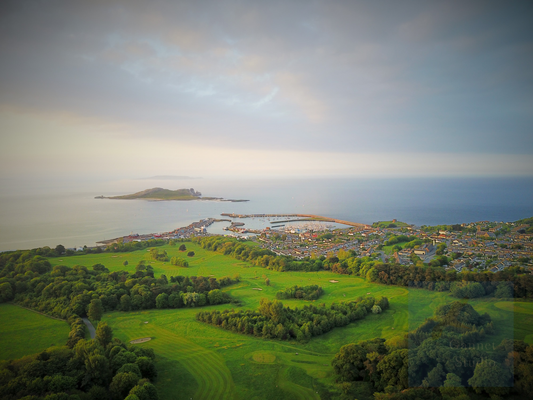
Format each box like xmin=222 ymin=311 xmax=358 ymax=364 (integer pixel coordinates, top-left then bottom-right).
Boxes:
xmin=170 ymin=257 xmax=189 ymax=267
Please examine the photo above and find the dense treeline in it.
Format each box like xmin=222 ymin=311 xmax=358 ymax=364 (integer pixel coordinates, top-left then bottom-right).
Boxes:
xmin=332 ymin=301 xmax=533 ymax=399
xmin=0 ymin=323 xmax=159 ymax=400
xmin=275 ymin=285 xmax=323 ymax=300
xmin=0 ymin=239 xmax=172 ymax=259
xmin=194 ymin=237 xmax=533 ymax=298
xmin=196 ymin=296 xmax=389 ymax=342
xmin=0 ymin=250 xmax=239 ymax=320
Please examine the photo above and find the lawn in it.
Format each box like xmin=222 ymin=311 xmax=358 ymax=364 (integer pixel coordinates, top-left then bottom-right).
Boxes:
xmin=0 ymin=303 xmax=70 ymax=360
xmin=40 ymin=243 xmax=533 ymax=399
xmin=381 ymin=242 xmax=407 ymax=255
xmin=47 ymin=242 xmax=251 ymax=278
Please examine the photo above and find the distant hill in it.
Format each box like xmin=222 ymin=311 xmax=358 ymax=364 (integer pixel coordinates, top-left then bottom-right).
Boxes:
xmin=96 ymin=187 xmax=248 ymax=202
xmin=138 ymin=175 xmax=197 ymax=180
xmin=107 ymin=188 xmax=201 ymax=200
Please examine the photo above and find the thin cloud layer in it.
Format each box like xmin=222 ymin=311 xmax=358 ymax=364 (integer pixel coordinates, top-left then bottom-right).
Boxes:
xmin=0 ymin=0 xmax=532 ymax=177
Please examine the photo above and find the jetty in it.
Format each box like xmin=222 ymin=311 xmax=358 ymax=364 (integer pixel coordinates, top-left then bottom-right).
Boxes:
xmin=220 ymin=213 xmax=366 ymax=228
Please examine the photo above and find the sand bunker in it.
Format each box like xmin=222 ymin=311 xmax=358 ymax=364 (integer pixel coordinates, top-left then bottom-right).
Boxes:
xmin=130 ymin=337 xmax=151 ymax=344
xmin=252 ymin=288 xmax=263 ymax=291
xmin=329 ymin=280 xmax=339 ymax=283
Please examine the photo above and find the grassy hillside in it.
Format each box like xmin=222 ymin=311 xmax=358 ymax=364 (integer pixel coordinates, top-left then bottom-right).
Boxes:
xmin=372 ymin=220 xmax=410 ymax=228
xmin=37 ymin=243 xmax=533 ymax=399
xmin=109 ymin=187 xmax=199 ymax=200
xmin=0 ymin=303 xmax=70 ymax=360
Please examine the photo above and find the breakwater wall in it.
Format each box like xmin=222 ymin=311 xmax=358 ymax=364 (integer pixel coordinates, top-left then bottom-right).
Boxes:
xmin=220 ymin=213 xmax=367 ymax=228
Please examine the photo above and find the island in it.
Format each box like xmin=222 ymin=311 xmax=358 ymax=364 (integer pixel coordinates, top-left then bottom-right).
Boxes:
xmin=95 ymin=187 xmax=249 ymax=202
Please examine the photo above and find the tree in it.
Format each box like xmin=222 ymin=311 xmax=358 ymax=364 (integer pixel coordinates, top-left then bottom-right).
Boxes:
xmin=265 ymin=278 xmax=270 ymax=286
xmin=85 ymin=354 xmax=111 ymax=387
xmin=88 ymin=299 xmax=104 ymax=321
xmin=155 ymin=293 xmax=169 ymax=309
xmin=129 ymin=382 xmax=158 ymax=400
xmin=332 ymin=343 xmax=368 ymax=381
xmin=372 ymin=305 xmax=382 ymax=314
xmin=207 ymin=289 xmax=224 ymax=305
xmin=117 ymin=363 xmax=142 ymax=378
xmin=378 ymin=297 xmax=390 ymax=311
xmin=494 ymin=282 xmax=513 ymax=298
xmin=440 ymin=373 xmax=469 ymax=400
xmin=123 ymin=261 xmax=129 ymax=266
xmin=377 ymin=349 xmax=409 ymax=391
xmin=135 ymin=357 xmax=157 ymax=380
xmin=422 ymin=363 xmax=445 ymax=387
xmin=95 ymin=322 xmax=113 ymax=347
xmin=468 ymin=359 xmax=512 ymax=397
xmin=179 ymin=244 xmax=187 ymax=251
xmin=120 ymin=295 xmax=132 ymax=311
xmin=0 ymin=282 xmax=13 ymax=302
xmin=109 ymin=372 xmax=140 ymax=400
xmin=187 ymin=251 xmax=195 ymax=257
xmin=48 ymin=374 xmax=77 ymax=392
xmin=55 ymin=244 xmax=65 ymax=255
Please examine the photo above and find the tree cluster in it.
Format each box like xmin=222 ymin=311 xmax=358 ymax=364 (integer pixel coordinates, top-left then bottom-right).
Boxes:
xmin=0 ymin=324 xmax=158 ymax=400
xmin=332 ymin=301 xmax=533 ymax=399
xmin=196 ymin=296 xmax=389 ymax=342
xmin=169 ymin=257 xmax=188 ymax=268
xmin=0 ymin=251 xmax=239 ymax=320
xmin=275 ymin=285 xmax=323 ymax=300
xmin=148 ymin=249 xmax=168 ymax=262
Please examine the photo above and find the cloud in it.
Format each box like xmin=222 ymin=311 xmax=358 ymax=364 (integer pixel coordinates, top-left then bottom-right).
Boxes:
xmin=0 ymin=0 xmax=532 ymax=179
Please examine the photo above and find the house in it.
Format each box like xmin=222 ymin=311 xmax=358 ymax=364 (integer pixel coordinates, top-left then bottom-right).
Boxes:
xmin=414 ymin=243 xmax=435 ymax=256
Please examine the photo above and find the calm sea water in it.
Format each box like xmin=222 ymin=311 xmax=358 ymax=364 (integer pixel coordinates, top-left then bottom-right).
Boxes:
xmin=0 ymin=176 xmax=532 ymax=251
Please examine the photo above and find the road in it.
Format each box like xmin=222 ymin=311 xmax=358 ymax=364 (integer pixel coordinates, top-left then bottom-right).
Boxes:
xmin=82 ymin=317 xmax=96 ymax=339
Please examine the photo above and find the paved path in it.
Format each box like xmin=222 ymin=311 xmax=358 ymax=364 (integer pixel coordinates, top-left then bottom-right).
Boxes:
xmin=82 ymin=318 xmax=96 ymax=339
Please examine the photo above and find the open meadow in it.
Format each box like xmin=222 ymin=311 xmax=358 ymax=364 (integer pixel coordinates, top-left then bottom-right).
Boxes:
xmin=38 ymin=242 xmax=533 ymax=399
xmin=0 ymin=303 xmax=70 ymax=361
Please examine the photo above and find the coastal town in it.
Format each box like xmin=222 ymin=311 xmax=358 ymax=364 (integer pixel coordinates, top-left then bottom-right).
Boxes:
xmin=92 ymin=214 xmax=533 ymax=273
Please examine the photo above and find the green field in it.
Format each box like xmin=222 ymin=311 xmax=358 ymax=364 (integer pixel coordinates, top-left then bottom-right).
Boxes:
xmin=47 ymin=242 xmax=252 ymax=278
xmin=382 ymin=242 xmax=407 ymax=255
xmin=37 ymin=243 xmax=533 ymax=398
xmin=372 ymin=220 xmax=409 ymax=228
xmin=0 ymin=303 xmax=70 ymax=360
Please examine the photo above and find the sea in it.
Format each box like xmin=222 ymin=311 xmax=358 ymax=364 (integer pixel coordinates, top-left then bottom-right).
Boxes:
xmin=1 ymin=176 xmax=532 ymax=252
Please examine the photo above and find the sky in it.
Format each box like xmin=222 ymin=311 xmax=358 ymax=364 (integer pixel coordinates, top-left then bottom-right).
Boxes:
xmin=1 ymin=0 xmax=532 ymax=179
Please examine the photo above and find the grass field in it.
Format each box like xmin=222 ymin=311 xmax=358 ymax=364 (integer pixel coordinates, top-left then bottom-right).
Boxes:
xmin=382 ymin=242 xmax=407 ymax=255
xmin=40 ymin=243 xmax=533 ymax=399
xmin=0 ymin=303 xmax=70 ymax=361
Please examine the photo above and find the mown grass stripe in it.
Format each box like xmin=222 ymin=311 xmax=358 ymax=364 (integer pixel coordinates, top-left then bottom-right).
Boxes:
xmin=116 ymin=320 xmax=234 ymax=399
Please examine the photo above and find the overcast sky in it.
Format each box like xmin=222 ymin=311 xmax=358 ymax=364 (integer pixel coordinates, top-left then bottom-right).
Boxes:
xmin=1 ymin=0 xmax=532 ymax=179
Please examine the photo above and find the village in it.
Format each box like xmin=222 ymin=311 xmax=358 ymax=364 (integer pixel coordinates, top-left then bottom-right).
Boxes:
xmin=92 ymin=215 xmax=533 ymax=273
xmin=254 ymin=218 xmax=533 ymax=273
